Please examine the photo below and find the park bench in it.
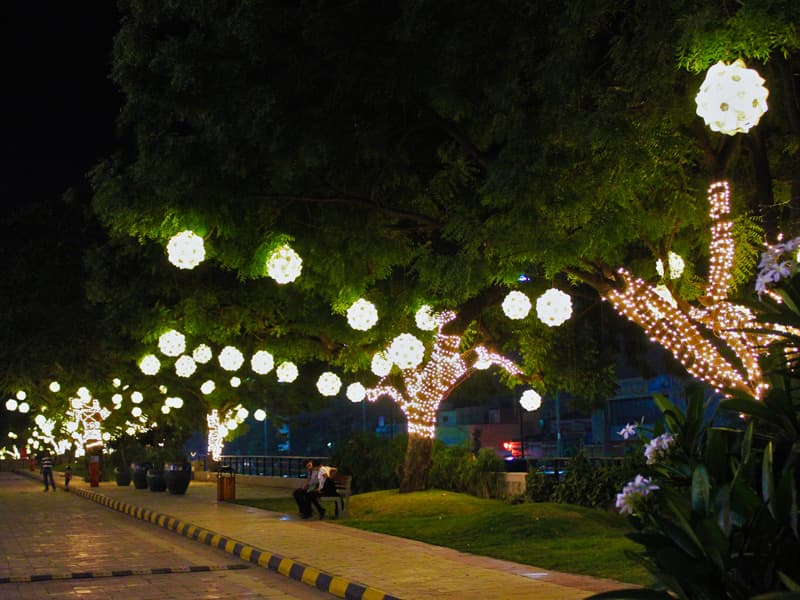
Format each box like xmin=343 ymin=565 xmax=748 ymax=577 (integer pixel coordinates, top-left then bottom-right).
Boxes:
xmin=319 ymin=473 xmax=351 ymax=518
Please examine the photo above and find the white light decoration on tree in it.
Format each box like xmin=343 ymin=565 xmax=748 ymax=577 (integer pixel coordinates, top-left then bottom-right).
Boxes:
xmin=317 ymin=372 xmax=342 ymax=396
xmin=131 ymin=406 xmax=143 ymax=418
xmin=66 ymin=395 xmax=111 ymax=449
xmin=520 ymin=389 xmax=542 ymax=412
xmin=131 ymin=391 xmax=143 ymax=404
xmin=18 ymin=402 xmax=29 ymax=414
xmin=366 ymin=310 xmax=522 ymax=439
xmin=158 ymin=329 xmax=186 ymax=357
xmin=276 ymin=361 xmax=299 ymax=383
xmin=347 ymin=382 xmax=366 ymax=403
xmin=49 ymin=381 xmax=61 ymax=393
xmin=112 ymin=378 xmax=121 ymax=388
xmin=218 ymin=345 xmax=244 ymax=371
xmin=200 ymin=380 xmax=216 ymax=395
xmin=193 ymin=344 xmax=213 ymax=364
xmin=536 ymin=288 xmax=573 ymax=326
xmin=166 ymin=230 xmax=206 ymax=269
xmin=251 ymin=350 xmax=274 ymax=375
xmin=266 ymin=244 xmax=302 ymax=284
xmin=695 ymin=59 xmax=769 ymax=136
xmin=175 ymin=355 xmax=197 ymax=378
xmin=387 ymin=333 xmax=426 ymax=370
xmin=16 ymin=390 xmax=26 ymax=401
xmin=415 ymin=305 xmax=437 ymax=331
xmin=5 ymin=399 xmax=18 ymax=411
xmin=165 ymin=396 xmax=184 ymax=409
xmin=656 ymin=251 xmax=686 ymax=280
xmin=161 ymin=405 xmax=171 ymax=414
xmin=346 ymin=298 xmax=379 ymax=331
xmin=207 ymin=410 xmax=223 ymax=461
xmin=139 ymin=354 xmax=161 ymax=376
xmin=112 ymin=393 xmax=123 ymax=405
xmin=371 ymin=351 xmax=393 ymax=376
xmin=230 ymin=376 xmax=241 ymax=388
xmin=501 ymin=291 xmax=532 ymax=320
xmin=254 ymin=408 xmax=267 ymax=422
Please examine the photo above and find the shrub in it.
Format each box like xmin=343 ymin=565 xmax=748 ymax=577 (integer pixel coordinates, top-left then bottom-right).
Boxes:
xmin=330 ymin=432 xmax=406 ymax=493
xmin=525 ymin=470 xmax=557 ymax=502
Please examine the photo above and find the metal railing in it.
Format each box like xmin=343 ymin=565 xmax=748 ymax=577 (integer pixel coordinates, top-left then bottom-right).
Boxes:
xmin=215 ymin=455 xmax=329 ymax=478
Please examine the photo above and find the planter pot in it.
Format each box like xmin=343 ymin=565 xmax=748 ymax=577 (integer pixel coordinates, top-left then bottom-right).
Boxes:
xmin=164 ymin=462 xmax=191 ymax=495
xmin=131 ymin=463 xmax=150 ymax=489
xmin=146 ymin=469 xmax=166 ymax=492
xmin=115 ymin=469 xmax=132 ymax=487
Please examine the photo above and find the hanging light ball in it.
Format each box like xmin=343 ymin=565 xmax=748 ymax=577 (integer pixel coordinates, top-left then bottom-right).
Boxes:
xmin=200 ymin=380 xmax=216 ymax=395
xmin=166 ymin=230 xmax=205 ymax=269
xmin=49 ymin=381 xmax=61 ymax=393
xmin=236 ymin=406 xmax=249 ymax=421
xmin=316 ymin=372 xmax=342 ymax=396
xmin=276 ymin=361 xmax=299 ymax=383
xmin=218 ymin=346 xmax=244 ymax=371
xmin=520 ymin=389 xmax=542 ymax=412
xmin=139 ymin=354 xmax=161 ymax=376
xmin=192 ymin=344 xmax=213 ymax=364
xmin=251 ymin=350 xmax=275 ymax=375
xmin=131 ymin=391 xmax=144 ymax=404
xmin=254 ymin=408 xmax=267 ymax=422
xmin=371 ymin=351 xmax=393 ymax=376
xmin=18 ymin=402 xmax=30 ymax=414
xmin=175 ymin=355 xmax=197 ymax=378
xmin=132 ymin=406 xmax=143 ymax=418
xmin=161 ymin=405 xmax=171 ymax=414
xmin=158 ymin=329 xmax=186 ymax=357
xmin=695 ymin=59 xmax=769 ymax=135
xmin=112 ymin=393 xmax=123 ymax=405
xmin=16 ymin=390 xmax=27 ymax=401
xmin=346 ymin=298 xmax=379 ymax=331
xmin=502 ymin=291 xmax=532 ymax=320
xmin=387 ymin=333 xmax=426 ymax=370
xmin=112 ymin=378 xmax=122 ymax=388
xmin=536 ymin=288 xmax=573 ymax=327
xmin=266 ymin=244 xmax=302 ymax=284
xmin=5 ymin=399 xmax=18 ymax=411
xmin=415 ymin=305 xmax=437 ymax=331
xmin=230 ymin=376 xmax=242 ymax=388
xmin=346 ymin=382 xmax=366 ymax=403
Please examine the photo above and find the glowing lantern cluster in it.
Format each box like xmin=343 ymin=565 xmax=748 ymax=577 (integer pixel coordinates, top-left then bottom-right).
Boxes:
xmin=536 ymin=288 xmax=572 ymax=326
xmin=266 ymin=244 xmax=302 ymax=284
xmin=139 ymin=354 xmax=161 ymax=376
xmin=158 ymin=329 xmax=186 ymax=357
xmin=316 ymin=372 xmax=342 ymax=396
xmin=520 ymin=389 xmax=542 ymax=412
xmin=388 ymin=333 xmax=426 ymax=369
xmin=218 ymin=345 xmax=244 ymax=371
xmin=276 ymin=361 xmax=299 ymax=383
xmin=695 ymin=59 xmax=769 ymax=135
xmin=166 ymin=230 xmax=206 ymax=269
xmin=346 ymin=298 xmax=379 ymax=331
xmin=251 ymin=350 xmax=275 ymax=375
xmin=174 ymin=355 xmax=197 ymax=378
xmin=502 ymin=291 xmax=532 ymax=320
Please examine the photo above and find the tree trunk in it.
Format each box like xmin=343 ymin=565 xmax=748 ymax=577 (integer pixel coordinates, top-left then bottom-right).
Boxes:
xmin=399 ymin=433 xmax=434 ymax=493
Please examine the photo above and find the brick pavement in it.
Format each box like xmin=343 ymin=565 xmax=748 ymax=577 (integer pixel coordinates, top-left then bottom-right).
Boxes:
xmin=12 ymin=469 xmax=632 ymax=599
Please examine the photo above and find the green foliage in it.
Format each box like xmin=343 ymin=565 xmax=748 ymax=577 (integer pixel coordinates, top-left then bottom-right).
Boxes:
xmin=330 ymin=432 xmax=406 ymax=493
xmin=525 ymin=470 xmax=558 ymax=503
xmin=429 ymin=445 xmax=506 ymax=499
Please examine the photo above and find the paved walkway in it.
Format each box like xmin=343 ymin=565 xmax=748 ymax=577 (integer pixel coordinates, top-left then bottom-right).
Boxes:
xmin=14 ymin=470 xmax=629 ymax=599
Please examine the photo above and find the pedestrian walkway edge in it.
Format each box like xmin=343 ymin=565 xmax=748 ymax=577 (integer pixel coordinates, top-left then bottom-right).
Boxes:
xmin=70 ymin=485 xmax=401 ymax=600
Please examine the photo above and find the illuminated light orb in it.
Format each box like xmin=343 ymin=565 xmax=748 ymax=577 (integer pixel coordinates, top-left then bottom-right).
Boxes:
xmin=346 ymin=382 xmax=366 ymax=403
xmin=49 ymin=381 xmax=61 ymax=393
xmin=218 ymin=345 xmax=244 ymax=371
xmin=16 ymin=390 xmax=26 ymax=401
xmin=158 ymin=329 xmax=186 ymax=357
xmin=112 ymin=378 xmax=121 ymax=388
xmin=236 ymin=407 xmax=249 ymax=421
xmin=112 ymin=393 xmax=123 ymax=404
xmin=371 ymin=351 xmax=393 ymax=377
xmin=159 ymin=385 xmax=168 ymax=394
xmin=520 ymin=389 xmax=542 ymax=412
xmin=276 ymin=361 xmax=299 ymax=383
xmin=174 ymin=355 xmax=197 ymax=378
xmin=193 ymin=344 xmax=213 ymax=364
xmin=18 ymin=402 xmax=30 ymax=414
xmin=387 ymin=333 xmax=426 ymax=370
xmin=266 ymin=244 xmax=302 ymax=284
xmin=166 ymin=230 xmax=205 ymax=269
xmin=131 ymin=391 xmax=143 ymax=404
xmin=161 ymin=405 xmax=171 ymax=414
xmin=502 ymin=291 xmax=532 ymax=320
xmin=5 ymin=399 xmax=18 ymax=411
xmin=653 ymin=284 xmax=678 ymax=308
xmin=415 ymin=305 xmax=437 ymax=331
xmin=346 ymin=298 xmax=379 ymax=331
xmin=165 ymin=396 xmax=183 ymax=408
xmin=695 ymin=59 xmax=769 ymax=136
xmin=656 ymin=251 xmax=686 ymax=280
xmin=316 ymin=372 xmax=342 ymax=396
xmin=536 ymin=288 xmax=573 ymax=327
xmin=254 ymin=408 xmax=267 ymax=422
xmin=230 ymin=376 xmax=241 ymax=388
xmin=77 ymin=387 xmax=91 ymax=401
xmin=131 ymin=406 xmax=142 ymax=417
xmin=251 ymin=350 xmax=275 ymax=375
xmin=139 ymin=354 xmax=161 ymax=376
xmin=200 ymin=380 xmax=216 ymax=395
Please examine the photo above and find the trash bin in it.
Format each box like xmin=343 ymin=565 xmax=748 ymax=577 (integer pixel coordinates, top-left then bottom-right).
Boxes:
xmin=216 ymin=466 xmax=235 ymax=501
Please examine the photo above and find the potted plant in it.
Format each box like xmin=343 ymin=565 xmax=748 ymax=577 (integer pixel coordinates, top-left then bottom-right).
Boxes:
xmin=163 ymin=447 xmax=191 ymax=495
xmin=109 ymin=435 xmax=143 ymax=487
xmin=145 ymin=447 xmax=167 ymax=492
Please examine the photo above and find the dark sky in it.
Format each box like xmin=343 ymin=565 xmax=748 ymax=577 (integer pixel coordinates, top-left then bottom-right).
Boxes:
xmin=0 ymin=3 xmax=122 ymax=210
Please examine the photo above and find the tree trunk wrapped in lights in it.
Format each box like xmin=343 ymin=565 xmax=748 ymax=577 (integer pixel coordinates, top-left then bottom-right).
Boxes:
xmin=366 ymin=311 xmax=522 ymax=492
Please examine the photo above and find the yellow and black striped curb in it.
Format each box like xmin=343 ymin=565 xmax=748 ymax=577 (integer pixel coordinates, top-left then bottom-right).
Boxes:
xmin=0 ymin=563 xmax=249 ymax=584
xmin=72 ymin=486 xmax=401 ymax=600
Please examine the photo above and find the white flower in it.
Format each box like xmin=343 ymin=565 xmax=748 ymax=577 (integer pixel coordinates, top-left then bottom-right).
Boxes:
xmin=618 ymin=423 xmax=637 ymax=440
xmin=644 ymin=432 xmax=675 ymax=465
xmin=615 ymin=475 xmax=659 ymax=515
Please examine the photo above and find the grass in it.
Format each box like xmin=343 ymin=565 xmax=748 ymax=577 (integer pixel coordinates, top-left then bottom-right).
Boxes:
xmin=236 ymin=489 xmax=652 ymax=586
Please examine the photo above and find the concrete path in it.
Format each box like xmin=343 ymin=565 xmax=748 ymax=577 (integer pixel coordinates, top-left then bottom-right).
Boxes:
xmin=14 ymin=470 xmax=631 ymax=599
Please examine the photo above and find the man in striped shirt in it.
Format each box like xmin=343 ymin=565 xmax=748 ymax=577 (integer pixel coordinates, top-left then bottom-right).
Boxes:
xmin=40 ymin=454 xmax=56 ymax=491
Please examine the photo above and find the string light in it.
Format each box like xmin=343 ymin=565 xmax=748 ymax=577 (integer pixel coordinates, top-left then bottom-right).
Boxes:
xmin=347 ymin=298 xmax=379 ymax=331
xmin=266 ymin=244 xmax=302 ymax=284
xmin=166 ymin=230 xmax=205 ymax=269
xmin=207 ymin=410 xmax=223 ymax=461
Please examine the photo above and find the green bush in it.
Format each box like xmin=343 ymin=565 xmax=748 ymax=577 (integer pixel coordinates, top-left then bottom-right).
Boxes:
xmin=430 ymin=444 xmax=505 ymax=499
xmin=525 ymin=470 xmax=557 ymax=502
xmin=549 ymin=452 xmax=646 ymax=509
xmin=330 ymin=432 xmax=406 ymax=493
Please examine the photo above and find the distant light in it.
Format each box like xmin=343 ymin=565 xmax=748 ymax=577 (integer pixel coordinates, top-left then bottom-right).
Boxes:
xmin=49 ymin=381 xmax=61 ymax=393
xmin=167 ymin=230 xmax=205 ymax=269
xmin=112 ymin=378 xmax=122 ymax=388
xmin=18 ymin=402 xmax=30 ymax=414
xmin=131 ymin=391 xmax=144 ymax=404
xmin=254 ymin=408 xmax=267 ymax=422
xmin=132 ymin=406 xmax=142 ymax=417
xmin=15 ymin=390 xmax=26 ymax=401
xmin=5 ymin=399 xmax=18 ymax=411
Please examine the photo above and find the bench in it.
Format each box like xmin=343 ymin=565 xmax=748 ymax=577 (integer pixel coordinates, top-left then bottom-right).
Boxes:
xmin=319 ymin=474 xmax=351 ymax=518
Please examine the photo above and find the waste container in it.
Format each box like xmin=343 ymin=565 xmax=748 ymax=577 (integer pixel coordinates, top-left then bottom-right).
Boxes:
xmin=216 ymin=466 xmax=235 ymax=501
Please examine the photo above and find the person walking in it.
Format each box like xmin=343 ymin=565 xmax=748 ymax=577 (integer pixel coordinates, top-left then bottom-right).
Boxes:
xmin=40 ymin=453 xmax=56 ymax=491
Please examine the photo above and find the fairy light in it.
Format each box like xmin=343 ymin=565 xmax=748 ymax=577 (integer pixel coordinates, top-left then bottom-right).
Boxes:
xmin=207 ymin=410 xmax=223 ymax=461
xmin=158 ymin=329 xmax=186 ymax=357
xmin=218 ymin=346 xmax=244 ymax=371
xmin=166 ymin=230 xmax=205 ymax=269
xmin=266 ymin=244 xmax=302 ymax=284
xmin=347 ymin=298 xmax=379 ymax=331
xmin=502 ymin=291 xmax=532 ymax=320
xmin=276 ymin=361 xmax=299 ymax=383
xmin=695 ymin=59 xmax=769 ymax=135
xmin=251 ymin=350 xmax=275 ymax=375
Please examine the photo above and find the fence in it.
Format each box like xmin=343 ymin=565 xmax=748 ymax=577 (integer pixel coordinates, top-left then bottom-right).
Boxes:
xmin=213 ymin=455 xmax=329 ymax=478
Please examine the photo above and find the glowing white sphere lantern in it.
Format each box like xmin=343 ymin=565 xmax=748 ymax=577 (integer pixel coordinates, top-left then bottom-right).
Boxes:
xmin=174 ymin=355 xmax=197 ymax=378
xmin=161 ymin=405 xmax=171 ymax=414
xmin=276 ymin=361 xmax=299 ymax=383
xmin=415 ymin=305 xmax=437 ymax=331
xmin=316 ymin=372 xmax=342 ymax=396
xmin=158 ymin=329 xmax=186 ymax=357
xmin=218 ymin=346 xmax=244 ymax=371
xmin=18 ymin=402 xmax=29 ymax=414
xmin=656 ymin=251 xmax=686 ymax=280
xmin=49 ymin=381 xmax=61 ymax=393
xmin=112 ymin=393 xmax=123 ymax=404
xmin=165 ymin=396 xmax=184 ymax=409
xmin=5 ymin=399 xmax=18 ymax=411
xmin=536 ymin=288 xmax=573 ymax=327
xmin=254 ymin=409 xmax=267 ymax=422
xmin=139 ymin=354 xmax=161 ymax=376
xmin=346 ymin=298 xmax=378 ymax=331
xmin=695 ymin=59 xmax=769 ymax=135
xmin=200 ymin=380 xmax=216 ymax=395
xmin=502 ymin=291 xmax=532 ymax=320
xmin=251 ymin=350 xmax=275 ymax=375
xmin=371 ymin=351 xmax=393 ymax=376
xmin=16 ymin=390 xmax=26 ymax=401
xmin=520 ymin=389 xmax=542 ymax=412
xmin=230 ymin=376 xmax=241 ymax=388
xmin=131 ymin=391 xmax=144 ymax=404
xmin=131 ymin=406 xmax=143 ymax=417
xmin=266 ymin=244 xmax=302 ymax=284
xmin=192 ymin=344 xmax=213 ymax=364
xmin=167 ymin=230 xmax=205 ymax=269
xmin=387 ymin=333 xmax=426 ymax=370
xmin=346 ymin=382 xmax=366 ymax=403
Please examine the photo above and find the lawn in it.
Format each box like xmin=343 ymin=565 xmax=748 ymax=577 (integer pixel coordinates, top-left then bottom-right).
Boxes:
xmin=236 ymin=489 xmax=652 ymax=586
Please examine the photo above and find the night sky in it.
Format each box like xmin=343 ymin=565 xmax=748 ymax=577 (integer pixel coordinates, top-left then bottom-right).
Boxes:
xmin=0 ymin=4 xmax=122 ymax=211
